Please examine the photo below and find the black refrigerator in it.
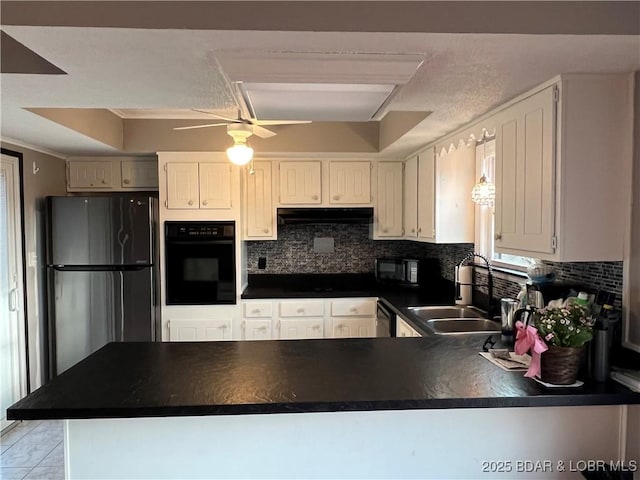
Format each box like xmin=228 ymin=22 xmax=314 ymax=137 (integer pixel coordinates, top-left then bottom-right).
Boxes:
xmin=46 ymin=195 xmax=159 ymax=378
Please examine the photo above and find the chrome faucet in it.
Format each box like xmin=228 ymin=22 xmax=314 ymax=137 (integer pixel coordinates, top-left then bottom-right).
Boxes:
xmin=455 ymin=252 xmax=494 ymax=316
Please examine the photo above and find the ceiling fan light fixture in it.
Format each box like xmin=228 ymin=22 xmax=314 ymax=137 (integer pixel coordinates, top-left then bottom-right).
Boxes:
xmin=226 ymin=123 xmax=254 ymax=165
xmin=226 ymin=142 xmax=254 ymax=166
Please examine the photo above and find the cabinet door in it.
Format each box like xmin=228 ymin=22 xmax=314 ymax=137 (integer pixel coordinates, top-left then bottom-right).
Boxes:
xmin=495 ymin=86 xmax=555 ymax=254
xmin=376 ymin=162 xmax=404 ymax=237
xmin=329 ymin=161 xmax=371 ymax=204
xmin=417 ymin=152 xmax=435 ymax=241
xmin=242 ymin=319 xmax=272 ymax=340
xmin=435 ymin=144 xmax=475 ymax=243
xmin=279 ymin=161 xmax=322 ymax=204
xmin=331 ymin=317 xmax=375 ymax=338
xmin=246 ymin=162 xmax=275 ymax=238
xmin=121 ymin=160 xmax=158 ymax=189
xmin=404 ymin=156 xmax=418 ymax=239
xmin=68 ymin=161 xmax=113 ymax=189
xmin=396 ymin=317 xmax=421 ymax=337
xmin=168 ymin=318 xmax=232 ymax=341
xmin=278 ymin=318 xmax=324 ymax=339
xmin=199 ymin=163 xmax=232 ymax=209
xmin=166 ymin=163 xmax=199 ymax=209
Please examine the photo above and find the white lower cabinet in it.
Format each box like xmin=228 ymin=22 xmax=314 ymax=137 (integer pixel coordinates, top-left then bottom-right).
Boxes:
xmin=239 ymin=298 xmax=378 ymax=340
xmin=168 ymin=318 xmax=232 ymax=341
xmin=331 ymin=318 xmax=375 ymax=338
xmin=329 ymin=298 xmax=376 ymax=338
xmin=242 ymin=319 xmax=272 ymax=340
xmin=242 ymin=301 xmax=275 ymax=340
xmin=278 ymin=318 xmax=325 ymax=339
xmin=277 ymin=300 xmax=325 ymax=339
xmin=396 ymin=317 xmax=421 ymax=337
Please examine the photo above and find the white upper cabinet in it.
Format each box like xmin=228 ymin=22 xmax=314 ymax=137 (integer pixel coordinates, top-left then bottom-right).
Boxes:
xmin=121 ymin=160 xmax=158 ymax=189
xmin=165 ymin=162 xmax=231 ymax=210
xmin=433 ymin=143 xmax=476 ymax=243
xmin=199 ymin=163 xmax=232 ymax=209
xmin=403 ymin=156 xmax=419 ymax=239
xmin=409 ymin=145 xmax=475 ymax=244
xmin=493 ymin=74 xmax=633 ymax=261
xmin=68 ymin=158 xmax=158 ymax=192
xmin=495 ymin=85 xmax=555 ymax=255
xmin=417 ymin=151 xmax=436 ymax=241
xmin=279 ymin=161 xmax=322 ymax=204
xmin=68 ymin=161 xmax=113 ymax=189
xmin=165 ymin=163 xmax=200 ymax=209
xmin=376 ymin=162 xmax=404 ymax=237
xmin=328 ymin=161 xmax=371 ymax=204
xmin=245 ymin=161 xmax=275 ymax=239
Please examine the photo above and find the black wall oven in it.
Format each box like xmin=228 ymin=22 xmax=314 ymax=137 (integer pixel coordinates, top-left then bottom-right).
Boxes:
xmin=165 ymin=221 xmax=236 ymax=305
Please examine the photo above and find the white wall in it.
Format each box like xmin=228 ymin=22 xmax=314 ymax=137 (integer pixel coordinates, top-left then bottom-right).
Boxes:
xmin=1 ymin=142 xmax=67 ymax=390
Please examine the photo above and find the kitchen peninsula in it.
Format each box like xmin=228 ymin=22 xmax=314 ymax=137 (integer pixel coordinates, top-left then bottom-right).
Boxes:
xmin=9 ymin=335 xmax=640 ymax=479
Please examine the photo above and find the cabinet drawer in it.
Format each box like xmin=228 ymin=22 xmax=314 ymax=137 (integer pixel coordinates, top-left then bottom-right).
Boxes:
xmin=243 ymin=302 xmax=273 ymax=318
xmin=279 ymin=300 xmax=325 ymax=317
xmin=330 ymin=299 xmax=376 ymax=317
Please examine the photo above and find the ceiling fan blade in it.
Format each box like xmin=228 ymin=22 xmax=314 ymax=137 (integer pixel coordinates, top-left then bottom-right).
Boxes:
xmin=253 ymin=120 xmax=312 ymax=126
xmin=251 ymin=125 xmax=277 ymax=139
xmin=173 ymin=123 xmax=229 ymax=131
xmin=191 ymin=109 xmax=243 ymax=123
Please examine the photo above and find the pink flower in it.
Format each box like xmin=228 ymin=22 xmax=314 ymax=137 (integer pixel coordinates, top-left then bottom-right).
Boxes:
xmin=545 ymin=333 xmax=554 ymax=341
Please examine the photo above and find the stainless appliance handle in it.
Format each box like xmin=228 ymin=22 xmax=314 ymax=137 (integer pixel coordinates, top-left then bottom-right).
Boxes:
xmin=8 ymin=287 xmax=18 ymax=312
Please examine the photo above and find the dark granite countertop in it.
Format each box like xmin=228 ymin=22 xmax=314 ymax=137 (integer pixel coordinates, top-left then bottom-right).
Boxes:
xmin=8 ymin=337 xmax=640 ymax=421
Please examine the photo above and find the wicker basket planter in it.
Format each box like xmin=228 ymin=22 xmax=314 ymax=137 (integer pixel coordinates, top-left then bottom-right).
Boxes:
xmin=540 ymin=345 xmax=584 ymax=385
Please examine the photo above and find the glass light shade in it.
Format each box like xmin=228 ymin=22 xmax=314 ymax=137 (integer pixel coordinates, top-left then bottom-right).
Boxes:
xmin=226 ymin=144 xmax=254 ymax=166
xmin=471 ymin=175 xmax=495 ymax=206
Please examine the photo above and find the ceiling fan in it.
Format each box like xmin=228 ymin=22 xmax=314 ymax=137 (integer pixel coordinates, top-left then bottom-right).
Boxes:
xmin=173 ymin=109 xmax=310 ymax=166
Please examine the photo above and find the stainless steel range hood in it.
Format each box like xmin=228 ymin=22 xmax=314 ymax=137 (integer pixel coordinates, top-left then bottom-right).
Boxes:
xmin=277 ymin=208 xmax=374 ymax=225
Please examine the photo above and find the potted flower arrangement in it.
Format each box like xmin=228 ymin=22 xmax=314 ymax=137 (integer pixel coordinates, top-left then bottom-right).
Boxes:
xmin=515 ymin=303 xmax=594 ymax=385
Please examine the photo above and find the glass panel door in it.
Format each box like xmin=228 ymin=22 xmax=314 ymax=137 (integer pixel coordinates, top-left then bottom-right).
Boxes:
xmin=0 ymin=153 xmax=27 ymax=432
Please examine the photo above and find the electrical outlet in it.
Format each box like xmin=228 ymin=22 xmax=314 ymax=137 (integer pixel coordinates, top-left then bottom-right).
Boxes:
xmin=258 ymin=257 xmax=267 ymax=270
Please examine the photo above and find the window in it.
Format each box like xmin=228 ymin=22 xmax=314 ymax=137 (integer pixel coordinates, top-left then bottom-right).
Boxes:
xmin=474 ymin=139 xmax=531 ymax=270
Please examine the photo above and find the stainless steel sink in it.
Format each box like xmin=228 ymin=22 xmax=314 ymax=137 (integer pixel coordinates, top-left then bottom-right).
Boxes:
xmin=407 ymin=305 xmax=486 ymax=321
xmin=405 ymin=305 xmax=500 ymax=335
xmin=424 ymin=318 xmax=500 ymax=335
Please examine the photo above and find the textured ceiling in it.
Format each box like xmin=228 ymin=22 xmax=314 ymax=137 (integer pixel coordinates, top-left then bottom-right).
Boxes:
xmin=1 ymin=23 xmax=639 ymax=157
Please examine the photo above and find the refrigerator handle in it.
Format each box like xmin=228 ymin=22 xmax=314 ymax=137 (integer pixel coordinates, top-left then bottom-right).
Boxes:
xmin=118 ymin=270 xmax=125 ymax=342
xmin=8 ymin=287 xmax=19 ymax=312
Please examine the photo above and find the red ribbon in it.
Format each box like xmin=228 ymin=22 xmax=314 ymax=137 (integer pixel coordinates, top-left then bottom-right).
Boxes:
xmin=514 ymin=321 xmax=548 ymax=378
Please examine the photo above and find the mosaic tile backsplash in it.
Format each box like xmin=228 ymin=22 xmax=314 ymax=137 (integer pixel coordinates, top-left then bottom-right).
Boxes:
xmin=246 ymin=224 xmax=624 ymax=305
xmin=246 ymin=224 xmax=472 ymax=280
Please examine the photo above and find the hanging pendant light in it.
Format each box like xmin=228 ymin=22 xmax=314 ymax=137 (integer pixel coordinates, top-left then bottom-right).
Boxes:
xmin=471 ymin=173 xmax=495 ymax=206
xmin=471 ymin=135 xmax=495 ymax=206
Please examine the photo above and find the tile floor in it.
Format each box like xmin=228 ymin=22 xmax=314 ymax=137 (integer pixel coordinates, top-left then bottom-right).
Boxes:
xmin=0 ymin=420 xmax=64 ymax=480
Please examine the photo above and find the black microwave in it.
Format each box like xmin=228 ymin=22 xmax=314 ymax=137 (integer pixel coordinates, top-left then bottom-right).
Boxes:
xmin=375 ymin=258 xmax=420 ymax=287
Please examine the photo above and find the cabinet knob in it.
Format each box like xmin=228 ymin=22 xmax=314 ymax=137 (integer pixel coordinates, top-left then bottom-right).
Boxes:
xmin=202 ymin=200 xmax=208 ymax=206
xmin=101 ymin=179 xmax=107 ymax=184
xmin=333 ymin=195 xmax=340 ymax=201
xmin=123 ymin=179 xmax=130 ymax=185
xmin=495 ymin=234 xmax=502 ymax=241
xmin=251 ymin=309 xmax=260 ymax=314
xmin=312 ymin=195 xmax=319 ymax=201
xmin=263 ymin=228 xmax=269 ymax=234
xmin=411 ymin=228 xmax=415 ymax=233
xmin=297 ymin=308 xmax=305 ymax=314
xmin=382 ymin=228 xmax=389 ymax=233
xmin=350 ymin=307 xmax=358 ymax=313
xmin=188 ymin=200 xmax=194 ymax=206
xmin=417 ymin=228 xmax=422 ymax=234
